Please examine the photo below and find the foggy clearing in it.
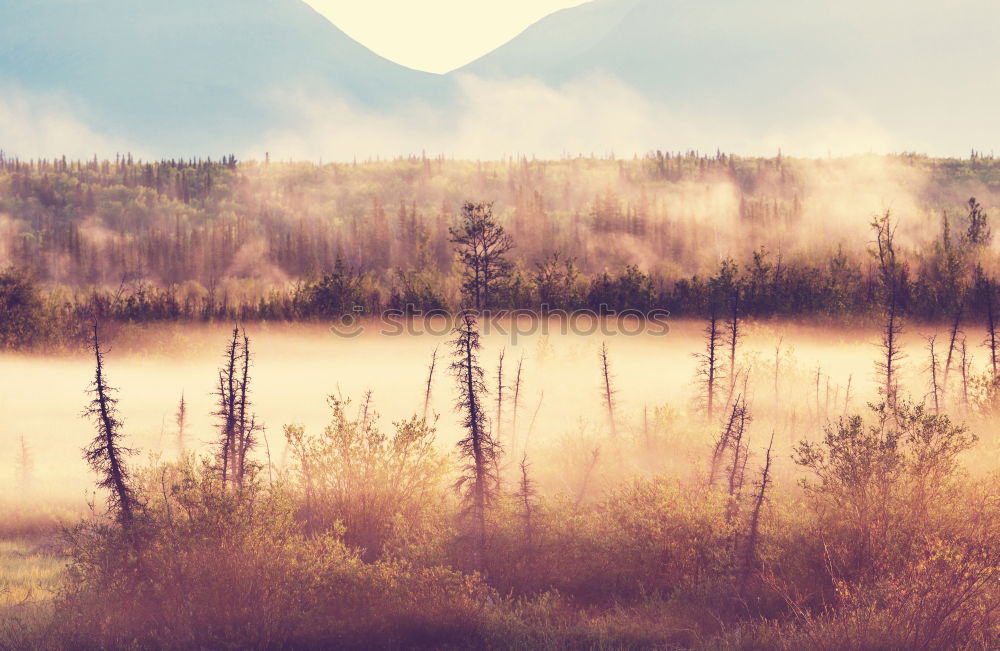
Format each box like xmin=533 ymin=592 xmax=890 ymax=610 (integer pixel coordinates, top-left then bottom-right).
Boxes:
xmin=5 ymin=0 xmax=1000 ymax=645
xmin=2 ymin=319 xmax=989 ymax=500
xmin=2 ymin=153 xmax=999 ymax=648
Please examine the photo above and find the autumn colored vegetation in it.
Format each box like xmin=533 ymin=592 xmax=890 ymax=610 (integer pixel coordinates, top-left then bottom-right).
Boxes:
xmin=20 ymin=313 xmax=994 ymax=649
xmin=2 ymin=152 xmax=1000 ymax=351
xmin=1 ymin=153 xmax=999 ymax=649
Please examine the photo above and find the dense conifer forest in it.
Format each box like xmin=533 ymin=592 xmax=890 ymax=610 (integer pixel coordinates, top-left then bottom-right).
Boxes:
xmin=2 ymin=151 xmax=999 ymax=349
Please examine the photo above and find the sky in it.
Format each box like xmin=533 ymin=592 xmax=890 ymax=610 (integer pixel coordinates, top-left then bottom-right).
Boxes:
xmin=303 ymin=0 xmax=589 ymax=74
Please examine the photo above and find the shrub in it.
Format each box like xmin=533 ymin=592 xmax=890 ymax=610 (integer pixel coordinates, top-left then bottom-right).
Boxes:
xmin=284 ymin=396 xmax=450 ymax=560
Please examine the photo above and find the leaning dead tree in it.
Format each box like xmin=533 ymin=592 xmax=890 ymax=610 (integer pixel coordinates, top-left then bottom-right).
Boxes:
xmin=84 ymin=324 xmax=137 ymax=527
xmin=943 ymin=300 xmax=964 ymax=395
xmin=725 ymin=404 xmax=751 ymax=520
xmin=599 ymin=342 xmax=618 ymax=438
xmin=450 ymin=312 xmax=498 ymax=570
xmin=740 ymin=432 xmax=774 ymax=590
xmin=422 ymin=346 xmax=438 ymax=421
xmin=709 ymin=394 xmax=750 ymax=488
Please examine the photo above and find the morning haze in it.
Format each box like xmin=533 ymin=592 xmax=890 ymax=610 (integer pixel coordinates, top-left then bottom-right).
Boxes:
xmin=0 ymin=1 xmax=998 ymax=648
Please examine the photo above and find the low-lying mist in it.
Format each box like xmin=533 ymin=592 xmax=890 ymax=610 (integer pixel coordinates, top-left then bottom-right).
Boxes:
xmin=0 ymin=71 xmax=956 ymax=163
xmin=3 ymin=318 xmax=992 ymax=508
xmin=256 ymin=73 xmax=907 ymax=161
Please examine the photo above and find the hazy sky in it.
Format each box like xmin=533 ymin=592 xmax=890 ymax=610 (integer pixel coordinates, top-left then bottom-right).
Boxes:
xmin=304 ymin=0 xmax=589 ymax=73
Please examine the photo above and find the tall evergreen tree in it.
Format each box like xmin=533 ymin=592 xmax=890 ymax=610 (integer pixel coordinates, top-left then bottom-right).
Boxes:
xmin=84 ymin=324 xmax=137 ymax=526
xmin=450 ymin=312 xmax=498 ymax=569
xmin=449 ymin=202 xmax=514 ymax=311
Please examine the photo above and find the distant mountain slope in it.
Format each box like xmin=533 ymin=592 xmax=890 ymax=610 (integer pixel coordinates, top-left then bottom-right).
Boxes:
xmin=459 ymin=0 xmax=1000 ymax=153
xmin=0 ymin=0 xmax=447 ymax=155
xmin=2 ymin=0 xmax=997 ymax=157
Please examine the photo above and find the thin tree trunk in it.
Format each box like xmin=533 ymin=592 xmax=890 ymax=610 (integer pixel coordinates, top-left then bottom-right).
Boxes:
xmin=422 ymin=346 xmax=438 ymax=421
xmin=741 ymin=432 xmax=774 ymax=590
xmin=511 ymin=353 xmax=524 ymax=456
xmin=495 ymin=348 xmax=505 ymax=443
xmin=926 ymin=335 xmax=941 ymax=414
xmin=599 ymin=342 xmax=617 ymax=438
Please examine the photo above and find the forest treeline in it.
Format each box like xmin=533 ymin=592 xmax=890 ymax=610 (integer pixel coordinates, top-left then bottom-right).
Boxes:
xmin=1 ymin=151 xmax=999 ymax=348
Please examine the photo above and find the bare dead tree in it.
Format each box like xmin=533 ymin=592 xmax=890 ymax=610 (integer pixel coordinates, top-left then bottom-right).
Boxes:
xmin=925 ymin=335 xmax=941 ymax=414
xmin=358 ymin=390 xmax=374 ymax=430
xmin=214 ymin=326 xmax=259 ymax=489
xmin=695 ymin=307 xmax=722 ymax=419
xmin=525 ymin=391 xmax=544 ymax=451
xmin=725 ymin=288 xmax=742 ymax=403
xmin=825 ymin=376 xmax=831 ymax=415
xmin=517 ymin=453 xmax=537 ymax=559
xmin=741 ymin=432 xmax=774 ymax=590
xmin=495 ymin=348 xmax=505 ymax=443
xmin=943 ymin=301 xmax=964 ymax=394
xmin=422 ymin=346 xmax=438 ymax=421
xmin=84 ymin=324 xmax=137 ymax=527
xmin=814 ymin=365 xmax=822 ymax=423
xmin=773 ymin=337 xmax=783 ymax=405
xmin=575 ymin=446 xmax=600 ymax=507
xmin=510 ymin=353 xmax=524 ymax=454
xmin=16 ymin=435 xmax=32 ymax=493
xmin=642 ymin=405 xmax=650 ymax=455
xmin=844 ymin=374 xmax=853 ymax=413
xmin=215 ymin=327 xmax=240 ymax=486
xmin=175 ymin=391 xmax=187 ymax=457
xmin=726 ymin=403 xmax=751 ymax=507
xmin=872 ymin=212 xmax=905 ymax=410
xmin=237 ymin=335 xmax=253 ymax=435
xmin=450 ymin=312 xmax=498 ymax=569
xmin=710 ymin=395 xmax=749 ymax=487
xmin=983 ymin=275 xmax=999 ymax=393
xmin=960 ymin=337 xmax=971 ymax=409
xmin=234 ymin=331 xmax=259 ymax=488
xmin=261 ymin=426 xmax=274 ymax=488
xmin=940 ymin=210 xmax=966 ymax=395
xmin=710 ymin=399 xmax=739 ymax=486
xmin=599 ymin=341 xmax=618 ymax=438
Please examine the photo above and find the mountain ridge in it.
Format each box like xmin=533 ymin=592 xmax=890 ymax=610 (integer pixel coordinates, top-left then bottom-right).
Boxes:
xmin=1 ymin=0 xmax=998 ymax=157
xmin=0 ymin=0 xmax=448 ymax=155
